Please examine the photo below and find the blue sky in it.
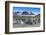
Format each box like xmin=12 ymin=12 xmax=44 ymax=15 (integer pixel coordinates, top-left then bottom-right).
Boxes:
xmin=13 ymin=7 xmax=40 ymax=15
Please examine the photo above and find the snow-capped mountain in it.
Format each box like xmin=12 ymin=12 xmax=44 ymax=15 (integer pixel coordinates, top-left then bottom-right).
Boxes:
xmin=13 ymin=11 xmax=35 ymax=16
xmin=22 ymin=11 xmax=29 ymax=15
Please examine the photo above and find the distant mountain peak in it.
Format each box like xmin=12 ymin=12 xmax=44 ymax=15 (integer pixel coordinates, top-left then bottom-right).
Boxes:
xmin=17 ymin=11 xmax=20 ymax=13
xmin=22 ymin=11 xmax=29 ymax=15
xmin=13 ymin=11 xmax=35 ymax=16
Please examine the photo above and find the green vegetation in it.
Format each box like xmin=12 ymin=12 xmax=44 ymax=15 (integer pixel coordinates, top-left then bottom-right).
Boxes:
xmin=13 ymin=16 xmax=35 ymax=19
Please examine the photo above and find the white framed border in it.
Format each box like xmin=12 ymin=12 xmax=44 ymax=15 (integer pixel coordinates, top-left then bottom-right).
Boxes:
xmin=9 ymin=3 xmax=44 ymax=32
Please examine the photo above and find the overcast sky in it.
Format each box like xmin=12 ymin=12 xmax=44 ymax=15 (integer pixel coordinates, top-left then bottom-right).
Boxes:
xmin=13 ymin=7 xmax=40 ymax=15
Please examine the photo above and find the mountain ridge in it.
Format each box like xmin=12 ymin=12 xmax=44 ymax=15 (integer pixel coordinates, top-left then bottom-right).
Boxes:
xmin=13 ymin=11 xmax=35 ymax=15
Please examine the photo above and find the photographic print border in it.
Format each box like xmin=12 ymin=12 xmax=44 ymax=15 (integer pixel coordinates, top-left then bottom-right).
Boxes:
xmin=5 ymin=1 xmax=45 ymax=34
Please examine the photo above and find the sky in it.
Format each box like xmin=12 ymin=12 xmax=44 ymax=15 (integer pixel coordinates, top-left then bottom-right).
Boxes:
xmin=13 ymin=7 xmax=40 ymax=15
